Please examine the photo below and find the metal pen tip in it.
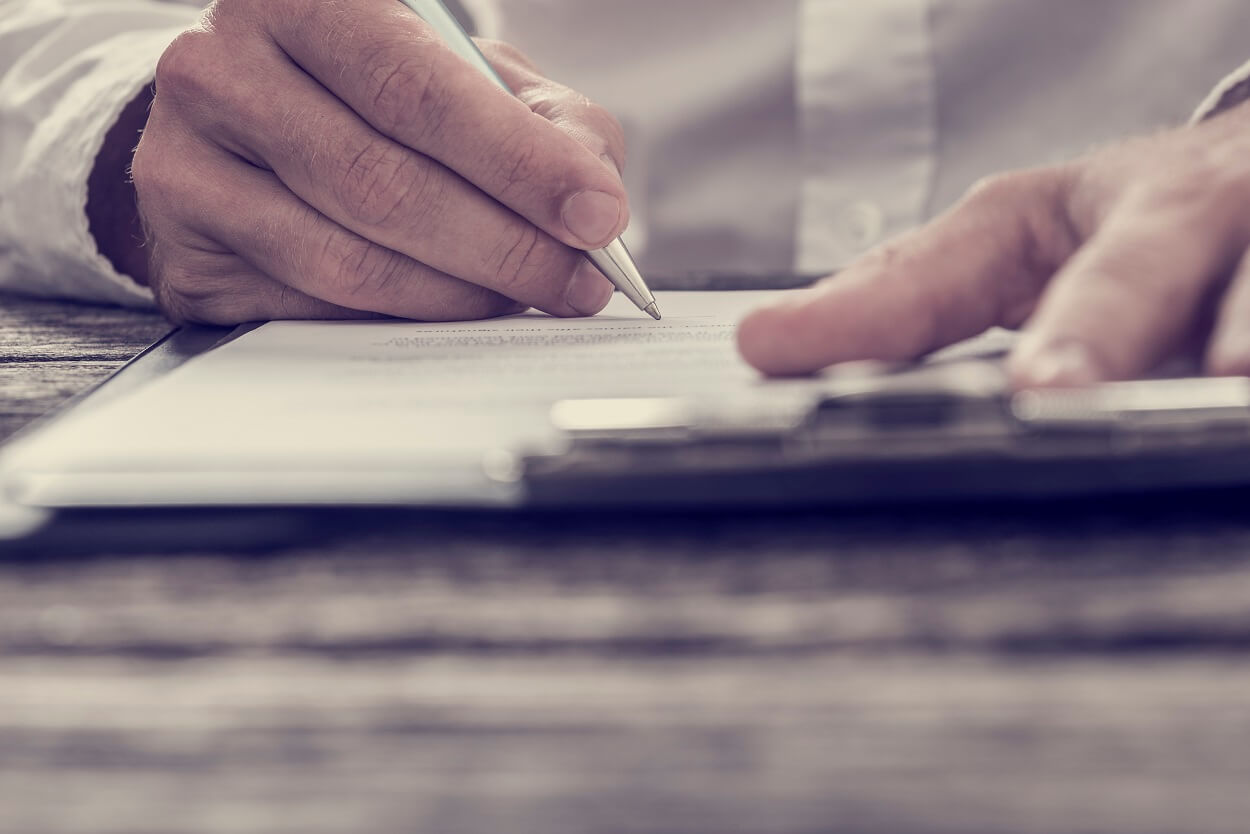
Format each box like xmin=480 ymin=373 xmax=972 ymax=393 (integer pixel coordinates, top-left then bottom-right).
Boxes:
xmin=586 ymin=240 xmax=658 ymax=321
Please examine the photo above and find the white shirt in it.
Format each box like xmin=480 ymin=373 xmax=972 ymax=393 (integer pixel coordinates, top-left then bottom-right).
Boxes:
xmin=3 ymin=0 xmax=1250 ymax=306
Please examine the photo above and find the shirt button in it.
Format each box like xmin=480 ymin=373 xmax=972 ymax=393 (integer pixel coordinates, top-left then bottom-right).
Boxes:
xmin=840 ymin=201 xmax=886 ymax=251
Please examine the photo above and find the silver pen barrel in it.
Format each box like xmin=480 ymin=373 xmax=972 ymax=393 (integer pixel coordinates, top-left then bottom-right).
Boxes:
xmin=398 ymin=0 xmax=660 ymax=319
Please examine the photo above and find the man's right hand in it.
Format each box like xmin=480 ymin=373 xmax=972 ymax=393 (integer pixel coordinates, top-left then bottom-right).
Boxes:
xmin=121 ymin=0 xmax=629 ymax=324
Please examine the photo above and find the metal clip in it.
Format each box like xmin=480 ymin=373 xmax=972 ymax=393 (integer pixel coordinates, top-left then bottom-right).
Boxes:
xmin=1010 ymin=377 xmax=1250 ymax=431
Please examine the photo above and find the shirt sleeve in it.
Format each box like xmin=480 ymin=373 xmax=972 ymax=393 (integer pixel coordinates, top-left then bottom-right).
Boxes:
xmin=0 ymin=0 xmax=202 ymax=307
xmin=1193 ymin=58 xmax=1250 ymax=122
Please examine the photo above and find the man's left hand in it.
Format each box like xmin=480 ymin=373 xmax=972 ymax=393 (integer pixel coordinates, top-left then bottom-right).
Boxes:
xmin=737 ymin=100 xmax=1250 ymax=388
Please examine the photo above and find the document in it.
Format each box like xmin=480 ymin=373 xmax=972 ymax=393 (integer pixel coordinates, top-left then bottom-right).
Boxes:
xmin=2 ymin=291 xmax=835 ymax=507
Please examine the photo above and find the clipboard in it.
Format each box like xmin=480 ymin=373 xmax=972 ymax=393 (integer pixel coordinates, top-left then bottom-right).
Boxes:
xmin=515 ymin=369 xmax=1250 ymax=506
xmin=4 ymin=291 xmax=1250 ymax=534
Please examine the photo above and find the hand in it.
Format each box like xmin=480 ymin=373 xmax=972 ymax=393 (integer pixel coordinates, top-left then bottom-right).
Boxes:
xmin=737 ymin=100 xmax=1250 ymax=387
xmin=100 ymin=0 xmax=628 ymax=324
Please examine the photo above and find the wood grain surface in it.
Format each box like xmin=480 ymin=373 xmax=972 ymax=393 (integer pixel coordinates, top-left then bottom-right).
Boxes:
xmin=0 ymin=296 xmax=167 ymax=443
xmin=3 ymin=293 xmax=1250 ymax=834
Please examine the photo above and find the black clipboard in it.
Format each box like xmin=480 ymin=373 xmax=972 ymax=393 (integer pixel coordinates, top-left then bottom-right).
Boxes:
xmin=516 ymin=368 xmax=1250 ymax=507
xmin=4 ymin=320 xmax=1250 ymax=535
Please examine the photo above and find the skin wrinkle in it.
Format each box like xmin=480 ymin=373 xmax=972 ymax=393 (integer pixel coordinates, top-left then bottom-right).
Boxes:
xmin=339 ymin=140 xmax=415 ymax=229
xmin=490 ymin=121 xmax=546 ymax=205
xmin=364 ymin=40 xmax=456 ymax=144
xmin=988 ymin=175 xmax=1075 ymax=330
xmin=1023 ymin=173 xmax=1249 ymax=374
xmin=81 ymin=3 xmax=1250 ymax=356
xmin=277 ymin=103 xmax=312 ymax=172
xmin=256 ymin=58 xmax=577 ymax=308
xmin=480 ymin=49 xmax=627 ymax=205
xmin=346 ymin=245 xmax=409 ymax=307
xmin=101 ymin=0 xmax=628 ymax=325
xmin=377 ymin=152 xmax=447 ymax=246
xmin=739 ymin=96 xmax=1250 ymax=386
xmin=276 ymin=280 xmax=306 ymax=319
xmin=314 ymin=216 xmax=370 ymax=302
xmin=1033 ymin=118 xmax=1250 ymax=381
xmin=319 ymin=2 xmax=364 ymax=73
xmin=488 ymin=223 xmax=546 ymax=295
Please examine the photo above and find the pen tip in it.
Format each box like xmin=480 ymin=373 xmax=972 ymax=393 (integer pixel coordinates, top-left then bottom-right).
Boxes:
xmin=644 ymin=302 xmax=661 ymax=321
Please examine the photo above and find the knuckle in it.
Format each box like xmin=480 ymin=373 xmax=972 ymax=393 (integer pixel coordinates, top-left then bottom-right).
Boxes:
xmin=147 ymin=269 xmax=184 ymax=324
xmin=145 ymin=231 xmax=266 ymax=326
xmin=487 ymin=224 xmax=542 ymax=291
xmin=582 ymin=102 xmax=625 ymax=153
xmin=485 ymin=224 xmax=573 ymax=297
xmin=150 ymin=257 xmax=249 ymax=326
xmin=549 ymin=98 xmax=626 ymax=169
xmin=154 ymin=28 xmax=216 ymax=104
xmin=337 ymin=139 xmax=438 ymax=228
xmin=957 ymin=166 xmax=1074 ymax=285
xmin=962 ymin=170 xmax=1041 ymax=209
xmin=515 ymin=80 xmax=568 ymax=120
xmin=365 ymin=45 xmax=447 ymax=139
xmin=149 ymin=262 xmax=201 ymax=325
xmin=275 ymin=283 xmax=305 ymax=320
xmin=321 ymin=232 xmax=407 ymax=304
xmin=1129 ymin=163 xmax=1250 ymax=226
xmin=493 ymin=128 xmax=546 ymax=199
xmin=521 ymin=85 xmax=625 ymax=166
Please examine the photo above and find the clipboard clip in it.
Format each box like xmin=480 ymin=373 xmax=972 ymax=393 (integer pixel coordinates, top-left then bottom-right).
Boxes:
xmin=541 ymin=372 xmax=1250 ymax=439
xmin=500 ymin=369 xmax=1250 ymax=505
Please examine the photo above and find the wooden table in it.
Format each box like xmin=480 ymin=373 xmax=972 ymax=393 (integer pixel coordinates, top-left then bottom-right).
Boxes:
xmin=4 ymin=294 xmax=1250 ymax=834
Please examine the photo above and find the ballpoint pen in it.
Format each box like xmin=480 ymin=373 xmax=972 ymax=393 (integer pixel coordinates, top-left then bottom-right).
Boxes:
xmin=397 ymin=0 xmax=661 ymax=320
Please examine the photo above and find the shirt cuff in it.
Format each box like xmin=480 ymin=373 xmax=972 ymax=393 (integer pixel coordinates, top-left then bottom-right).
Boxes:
xmin=1192 ymin=58 xmax=1250 ymax=123
xmin=4 ymin=27 xmax=186 ymax=308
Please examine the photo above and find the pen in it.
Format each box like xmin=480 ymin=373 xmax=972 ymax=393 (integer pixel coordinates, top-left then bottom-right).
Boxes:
xmin=397 ymin=0 xmax=661 ymax=320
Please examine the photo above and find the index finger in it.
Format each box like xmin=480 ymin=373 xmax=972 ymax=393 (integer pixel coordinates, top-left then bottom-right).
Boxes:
xmin=736 ymin=172 xmax=1078 ymax=375
xmin=260 ymin=0 xmax=629 ymax=251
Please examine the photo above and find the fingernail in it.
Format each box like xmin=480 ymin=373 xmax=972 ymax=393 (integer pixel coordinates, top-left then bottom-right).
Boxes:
xmin=1014 ymin=343 xmax=1102 ymax=388
xmin=562 ymin=190 xmax=622 ymax=248
xmin=565 ymin=260 xmax=614 ymax=316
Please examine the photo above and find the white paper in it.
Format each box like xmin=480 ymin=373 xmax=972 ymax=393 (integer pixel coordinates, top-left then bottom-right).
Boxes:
xmin=3 ymin=291 xmax=837 ymax=506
